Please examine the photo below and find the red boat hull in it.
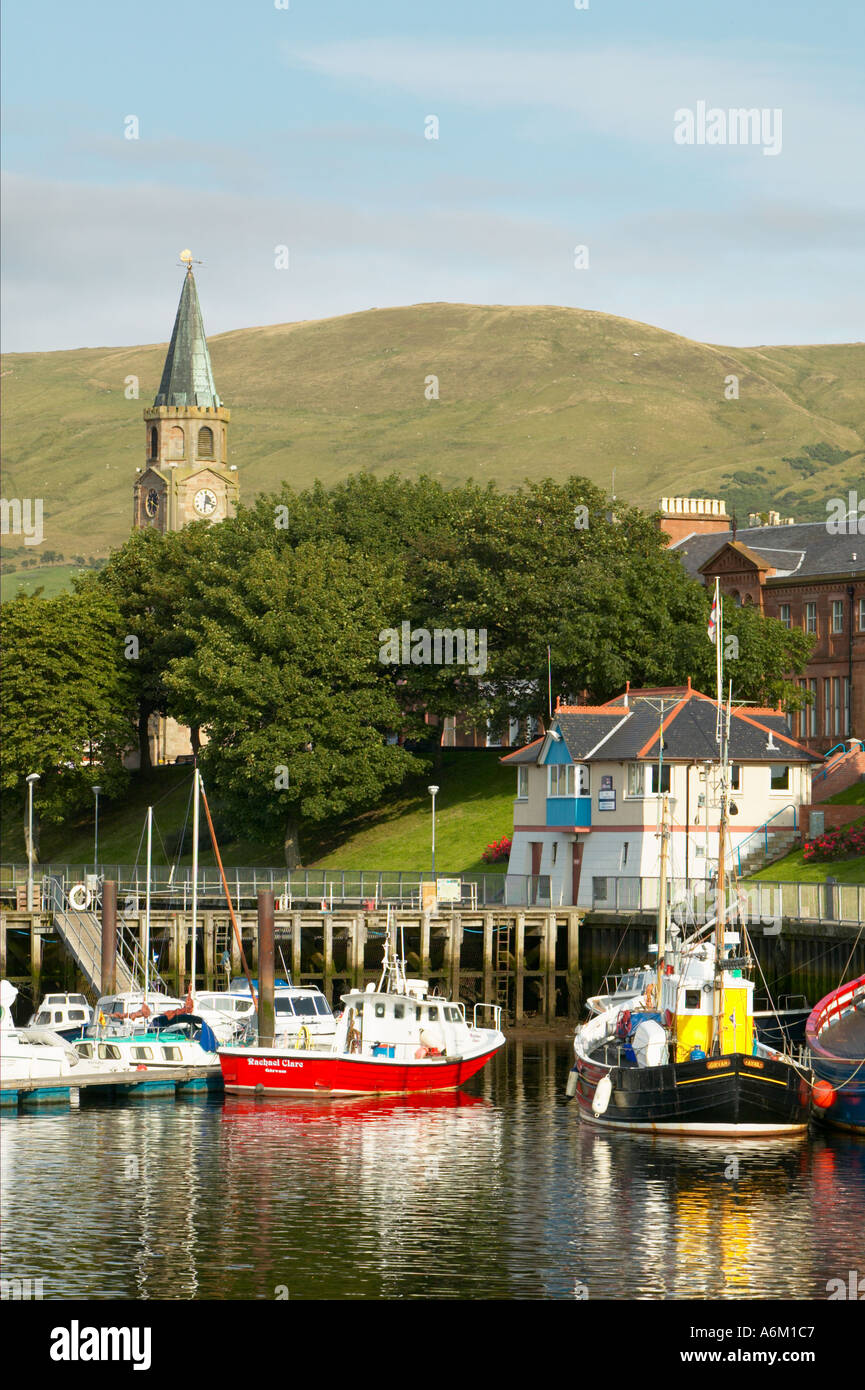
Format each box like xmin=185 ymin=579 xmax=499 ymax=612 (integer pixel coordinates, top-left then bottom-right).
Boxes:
xmin=219 ymin=1041 xmax=504 ymax=1096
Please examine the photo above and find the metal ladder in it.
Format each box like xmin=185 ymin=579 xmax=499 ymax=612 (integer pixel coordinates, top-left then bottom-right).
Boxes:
xmin=494 ymin=923 xmax=512 ymax=1020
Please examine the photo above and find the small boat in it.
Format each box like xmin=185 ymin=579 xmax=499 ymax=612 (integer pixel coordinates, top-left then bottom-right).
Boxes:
xmin=74 ymin=1013 xmax=220 ymax=1071
xmin=586 ymin=961 xmax=656 ymax=1016
xmin=29 ymin=992 xmax=93 ymax=1040
xmin=205 ymin=978 xmax=338 ymax=1047
xmin=219 ymin=935 xmax=505 ymax=1098
xmin=1 ymin=981 xmax=124 ymax=1083
xmin=806 ymin=973 xmax=865 ymax=1133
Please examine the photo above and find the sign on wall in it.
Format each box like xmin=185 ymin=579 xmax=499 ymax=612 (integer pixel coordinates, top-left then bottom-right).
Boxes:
xmin=598 ymin=776 xmax=616 ymax=811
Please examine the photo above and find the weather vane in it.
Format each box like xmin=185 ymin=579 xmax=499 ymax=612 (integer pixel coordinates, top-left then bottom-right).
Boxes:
xmin=178 ymin=249 xmax=203 ymax=272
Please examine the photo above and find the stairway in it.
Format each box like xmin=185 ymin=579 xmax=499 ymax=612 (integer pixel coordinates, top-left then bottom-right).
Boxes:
xmin=45 ymin=877 xmax=136 ymax=997
xmin=735 ymin=829 xmax=800 ymax=877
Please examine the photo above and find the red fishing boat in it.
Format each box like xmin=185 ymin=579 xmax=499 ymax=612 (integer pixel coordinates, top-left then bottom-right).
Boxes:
xmin=218 ymin=934 xmax=505 ymax=1098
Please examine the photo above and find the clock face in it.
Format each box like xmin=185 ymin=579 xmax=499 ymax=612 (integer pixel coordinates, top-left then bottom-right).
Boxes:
xmin=193 ymin=488 xmax=218 ymax=517
xmin=145 ymin=488 xmax=160 ymax=517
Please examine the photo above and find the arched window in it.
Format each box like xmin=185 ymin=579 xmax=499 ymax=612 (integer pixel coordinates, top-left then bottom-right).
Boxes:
xmin=149 ymin=425 xmax=158 ymax=458
xmin=169 ymin=425 xmax=185 ymax=457
xmin=197 ymin=425 xmax=214 ymax=458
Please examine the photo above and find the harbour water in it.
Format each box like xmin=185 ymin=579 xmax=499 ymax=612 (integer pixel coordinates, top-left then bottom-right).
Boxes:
xmin=1 ymin=1042 xmax=862 ymax=1301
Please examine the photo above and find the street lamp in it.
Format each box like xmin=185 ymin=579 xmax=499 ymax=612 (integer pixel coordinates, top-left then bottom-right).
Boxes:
xmin=26 ymin=773 xmax=40 ymax=911
xmin=427 ymin=785 xmax=439 ymax=881
xmin=92 ymin=785 xmax=102 ymax=871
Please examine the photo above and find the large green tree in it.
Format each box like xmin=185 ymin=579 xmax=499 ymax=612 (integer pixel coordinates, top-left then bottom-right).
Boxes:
xmin=0 ymin=588 xmax=136 ymax=854
xmin=164 ymin=535 xmax=423 ymax=864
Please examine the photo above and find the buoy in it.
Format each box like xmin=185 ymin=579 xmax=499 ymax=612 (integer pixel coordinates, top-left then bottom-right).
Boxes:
xmin=812 ymin=1079 xmax=836 ymax=1109
xmin=565 ymin=1069 xmax=578 ymax=1098
xmin=592 ymin=1075 xmax=612 ymax=1116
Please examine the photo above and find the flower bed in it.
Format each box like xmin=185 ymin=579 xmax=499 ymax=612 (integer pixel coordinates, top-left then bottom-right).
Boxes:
xmin=802 ymin=820 xmax=865 ymax=863
xmin=481 ymin=836 xmax=512 ymax=864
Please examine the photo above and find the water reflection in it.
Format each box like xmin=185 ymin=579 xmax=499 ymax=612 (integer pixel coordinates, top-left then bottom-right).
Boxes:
xmin=0 ymin=1044 xmax=862 ymax=1300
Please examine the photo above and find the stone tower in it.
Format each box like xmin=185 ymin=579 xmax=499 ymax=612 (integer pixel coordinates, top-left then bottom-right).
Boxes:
xmin=134 ymin=261 xmax=238 ymax=531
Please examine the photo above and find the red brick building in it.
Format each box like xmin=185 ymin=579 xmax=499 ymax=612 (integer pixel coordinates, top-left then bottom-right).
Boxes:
xmin=662 ymin=499 xmax=865 ymax=753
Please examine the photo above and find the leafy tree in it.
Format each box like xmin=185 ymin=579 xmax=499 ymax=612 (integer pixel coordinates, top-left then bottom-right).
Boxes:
xmin=165 ymin=535 xmax=423 ymax=865
xmin=0 ymin=589 xmax=136 ymax=855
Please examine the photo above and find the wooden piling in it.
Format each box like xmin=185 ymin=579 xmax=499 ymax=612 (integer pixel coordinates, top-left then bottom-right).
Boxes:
xmin=257 ymin=890 xmax=276 ymax=1047
xmin=291 ymin=911 xmax=302 ymax=983
xmin=30 ymin=916 xmax=42 ymax=999
xmin=203 ymin=913 xmax=215 ymax=988
xmin=567 ymin=910 xmax=582 ymax=1015
xmin=482 ymin=912 xmax=494 ymax=1005
xmin=101 ymin=880 xmax=117 ymax=996
xmin=514 ymin=912 xmax=526 ymax=1022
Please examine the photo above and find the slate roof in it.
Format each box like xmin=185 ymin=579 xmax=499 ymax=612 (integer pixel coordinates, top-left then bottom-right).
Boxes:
xmin=500 ymin=689 xmax=821 ymax=765
xmin=154 ymin=267 xmax=222 ymax=409
xmin=671 ymin=522 xmax=864 ymax=584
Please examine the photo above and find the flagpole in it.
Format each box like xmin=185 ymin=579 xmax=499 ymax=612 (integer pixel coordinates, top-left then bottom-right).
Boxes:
xmin=547 ymin=645 xmax=552 ymax=721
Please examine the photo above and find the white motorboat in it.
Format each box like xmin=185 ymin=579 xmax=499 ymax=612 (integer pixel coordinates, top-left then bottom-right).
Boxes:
xmin=1 ymin=981 xmax=125 ymax=1084
xmin=29 ymin=992 xmax=93 ymax=1039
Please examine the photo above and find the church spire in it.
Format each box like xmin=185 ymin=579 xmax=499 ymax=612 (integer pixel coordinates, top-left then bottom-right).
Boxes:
xmin=154 ymin=262 xmax=222 ymax=409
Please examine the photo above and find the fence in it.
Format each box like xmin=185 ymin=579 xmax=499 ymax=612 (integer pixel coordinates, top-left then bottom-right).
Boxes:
xmin=2 ymin=865 xmax=862 ymax=924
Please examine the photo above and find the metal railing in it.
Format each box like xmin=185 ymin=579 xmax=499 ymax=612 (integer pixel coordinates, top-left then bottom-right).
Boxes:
xmin=733 ymin=805 xmax=799 ymax=875
xmin=1 ymin=864 xmax=530 ymax=911
xmin=812 ymin=743 xmax=851 ymax=786
xmin=588 ymin=875 xmax=865 ymax=924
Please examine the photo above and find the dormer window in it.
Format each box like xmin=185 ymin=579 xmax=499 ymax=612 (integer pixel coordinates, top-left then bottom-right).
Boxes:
xmin=549 ymin=765 xmax=575 ymax=797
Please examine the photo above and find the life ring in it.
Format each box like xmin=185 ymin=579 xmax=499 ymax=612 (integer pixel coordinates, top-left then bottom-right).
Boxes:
xmin=296 ymin=1025 xmax=311 ymax=1050
xmin=68 ymin=883 xmax=91 ymax=911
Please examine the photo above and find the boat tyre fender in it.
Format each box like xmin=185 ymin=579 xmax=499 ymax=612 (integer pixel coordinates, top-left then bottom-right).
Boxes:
xmin=592 ymin=1075 xmax=612 ymax=1117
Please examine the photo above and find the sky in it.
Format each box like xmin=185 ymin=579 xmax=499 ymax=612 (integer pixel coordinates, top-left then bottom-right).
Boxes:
xmin=2 ymin=0 xmax=863 ymax=351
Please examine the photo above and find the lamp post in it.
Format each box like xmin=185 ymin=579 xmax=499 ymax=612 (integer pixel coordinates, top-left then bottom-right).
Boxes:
xmin=92 ymin=784 xmax=102 ymax=871
xmin=26 ymin=773 xmax=40 ymax=911
xmin=427 ymin=784 xmax=439 ymax=881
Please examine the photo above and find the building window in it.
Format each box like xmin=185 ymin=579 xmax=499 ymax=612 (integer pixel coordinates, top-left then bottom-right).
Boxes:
xmin=551 ymin=841 xmax=558 ymax=865
xmin=832 ymin=600 xmax=844 ymax=633
xmin=770 ymin=765 xmax=790 ymax=791
xmin=860 ymin=597 xmax=865 ymax=631
xmin=650 ymin=764 xmax=671 ymax=794
xmin=592 ymin=877 xmax=610 ymax=904
xmin=823 ymin=678 xmax=831 ymax=736
xmin=779 ymin=603 xmax=791 ymax=629
xmin=833 ymin=678 xmax=841 ymax=735
xmin=805 ymin=602 xmax=817 ymax=635
xmin=809 ymin=679 xmax=817 ymax=737
xmin=549 ymin=764 xmax=576 ymax=797
xmin=621 ymin=842 xmax=629 ymax=868
xmin=576 ymin=764 xmax=590 ymax=796
xmin=626 ymin=764 xmax=645 ymax=797
xmin=730 ymin=765 xmax=741 ymax=790
xmin=517 ymin=766 xmax=529 ymax=799
xmin=198 ymin=425 xmax=214 ymax=458
xmin=149 ymin=425 xmax=158 ymax=458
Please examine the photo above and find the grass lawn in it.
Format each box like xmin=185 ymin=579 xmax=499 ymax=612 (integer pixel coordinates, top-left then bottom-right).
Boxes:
xmin=749 ymin=852 xmax=865 ymax=885
xmin=1 ymin=564 xmax=90 ymax=602
xmin=1 ymin=751 xmax=515 ymax=875
xmin=822 ymin=781 xmax=865 ymax=806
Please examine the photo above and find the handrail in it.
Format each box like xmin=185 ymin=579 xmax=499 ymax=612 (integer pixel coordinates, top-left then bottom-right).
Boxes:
xmin=813 ymin=743 xmax=851 ymax=784
xmin=734 ymin=805 xmax=798 ymax=874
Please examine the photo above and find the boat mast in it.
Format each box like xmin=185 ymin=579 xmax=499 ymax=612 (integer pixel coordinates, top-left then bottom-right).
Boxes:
xmin=712 ymin=581 xmax=727 ymax=1056
xmin=144 ymin=805 xmax=152 ymax=1006
xmin=190 ymin=766 xmax=199 ymax=997
xmin=656 ymin=792 xmax=670 ymax=1007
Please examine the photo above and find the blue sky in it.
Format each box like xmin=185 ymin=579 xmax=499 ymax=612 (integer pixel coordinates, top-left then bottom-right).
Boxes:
xmin=2 ymin=0 xmax=863 ymax=350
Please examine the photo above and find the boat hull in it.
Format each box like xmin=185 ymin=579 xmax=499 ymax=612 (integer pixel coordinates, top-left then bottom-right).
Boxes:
xmin=219 ymin=1038 xmax=504 ymax=1097
xmin=572 ymin=1052 xmax=810 ymax=1136
xmin=806 ymin=974 xmax=865 ymax=1133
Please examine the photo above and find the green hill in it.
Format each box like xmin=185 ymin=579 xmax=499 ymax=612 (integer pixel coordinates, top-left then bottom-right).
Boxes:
xmin=2 ymin=302 xmax=863 ymax=567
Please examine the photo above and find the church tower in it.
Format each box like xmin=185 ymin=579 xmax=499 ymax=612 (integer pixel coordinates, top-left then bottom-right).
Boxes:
xmin=134 ymin=254 xmax=238 ymax=531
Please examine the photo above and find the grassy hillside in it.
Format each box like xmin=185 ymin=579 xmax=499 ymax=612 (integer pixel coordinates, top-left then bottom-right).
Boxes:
xmin=2 ymin=302 xmax=862 ymax=565
xmin=0 ymin=751 xmax=515 ymax=875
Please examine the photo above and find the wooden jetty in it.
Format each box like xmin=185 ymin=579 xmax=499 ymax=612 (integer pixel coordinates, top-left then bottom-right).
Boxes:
xmin=0 ymin=1063 xmax=223 ymax=1109
xmin=3 ymin=893 xmax=864 ymax=1025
